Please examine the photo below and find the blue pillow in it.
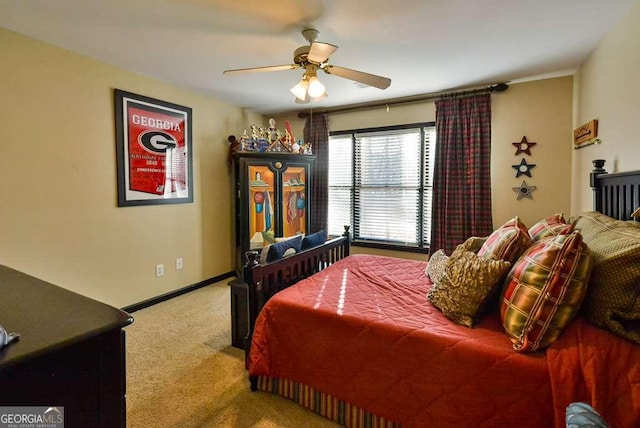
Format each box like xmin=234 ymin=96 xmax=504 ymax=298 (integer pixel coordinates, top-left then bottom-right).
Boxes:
xmin=301 ymin=230 xmax=327 ymax=251
xmin=266 ymin=235 xmax=303 ymax=262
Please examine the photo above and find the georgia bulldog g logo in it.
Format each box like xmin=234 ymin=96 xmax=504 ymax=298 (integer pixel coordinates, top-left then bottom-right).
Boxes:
xmin=138 ymin=130 xmax=177 ymax=153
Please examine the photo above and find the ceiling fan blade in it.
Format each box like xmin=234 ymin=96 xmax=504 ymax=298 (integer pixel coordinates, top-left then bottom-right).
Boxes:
xmin=223 ymin=64 xmax=298 ymax=75
xmin=323 ymin=65 xmax=391 ymax=90
xmin=308 ymin=42 xmax=338 ymax=63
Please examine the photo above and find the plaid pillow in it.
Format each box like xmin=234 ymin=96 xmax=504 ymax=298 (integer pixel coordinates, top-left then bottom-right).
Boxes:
xmin=477 ymin=216 xmax=532 ymax=263
xmin=529 ymin=213 xmax=575 ymax=241
xmin=500 ymin=231 xmax=592 ymax=352
xmin=574 ymin=211 xmax=640 ymax=344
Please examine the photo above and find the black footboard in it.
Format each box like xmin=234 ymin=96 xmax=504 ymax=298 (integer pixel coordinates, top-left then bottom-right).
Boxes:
xmin=242 ymin=226 xmax=350 ymax=366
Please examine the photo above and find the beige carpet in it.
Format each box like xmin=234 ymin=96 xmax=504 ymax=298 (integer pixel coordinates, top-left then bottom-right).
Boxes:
xmin=125 ymin=279 xmax=339 ymax=427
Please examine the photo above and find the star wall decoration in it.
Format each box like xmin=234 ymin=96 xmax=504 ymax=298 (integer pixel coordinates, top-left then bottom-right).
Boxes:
xmin=512 ymin=136 xmax=537 ymax=156
xmin=513 ymin=180 xmax=537 ymax=200
xmin=512 ymin=158 xmax=537 ymax=178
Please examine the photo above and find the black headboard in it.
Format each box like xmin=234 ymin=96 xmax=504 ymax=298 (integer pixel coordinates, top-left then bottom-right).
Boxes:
xmin=590 ymin=159 xmax=640 ymax=221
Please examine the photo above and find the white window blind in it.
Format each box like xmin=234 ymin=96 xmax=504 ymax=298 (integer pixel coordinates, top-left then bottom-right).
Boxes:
xmin=328 ymin=124 xmax=436 ymax=249
xmin=327 ymin=135 xmax=353 ymax=236
xmin=422 ymin=126 xmax=436 ymax=247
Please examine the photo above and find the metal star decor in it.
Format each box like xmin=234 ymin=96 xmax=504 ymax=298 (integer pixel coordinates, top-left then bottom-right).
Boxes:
xmin=512 ymin=158 xmax=536 ymax=178
xmin=513 ymin=180 xmax=537 ymax=200
xmin=512 ymin=136 xmax=537 ymax=156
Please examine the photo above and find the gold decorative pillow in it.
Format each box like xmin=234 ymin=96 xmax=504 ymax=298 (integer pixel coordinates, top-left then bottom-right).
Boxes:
xmin=427 ymin=245 xmax=511 ymax=327
xmin=426 ymin=237 xmax=487 ymax=283
xmin=574 ymin=211 xmax=640 ymax=344
xmin=460 ymin=236 xmax=488 ymax=253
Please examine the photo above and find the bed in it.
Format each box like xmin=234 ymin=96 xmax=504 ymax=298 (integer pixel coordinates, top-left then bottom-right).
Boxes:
xmin=242 ymin=160 xmax=640 ymax=428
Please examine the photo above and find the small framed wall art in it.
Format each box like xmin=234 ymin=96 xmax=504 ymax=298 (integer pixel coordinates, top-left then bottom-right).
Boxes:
xmin=573 ymin=119 xmax=600 ymax=149
xmin=114 ymin=89 xmax=193 ymax=206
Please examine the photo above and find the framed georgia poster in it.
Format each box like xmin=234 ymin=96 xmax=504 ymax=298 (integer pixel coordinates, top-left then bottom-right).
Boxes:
xmin=114 ymin=89 xmax=193 ymax=206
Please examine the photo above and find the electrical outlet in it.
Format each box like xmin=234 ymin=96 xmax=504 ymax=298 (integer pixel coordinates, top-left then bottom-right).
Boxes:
xmin=155 ymin=264 xmax=164 ymax=277
xmin=176 ymin=257 xmax=183 ymax=270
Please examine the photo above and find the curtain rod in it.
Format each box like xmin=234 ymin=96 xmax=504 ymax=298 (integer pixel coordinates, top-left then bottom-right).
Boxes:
xmin=297 ymin=82 xmax=508 ymax=118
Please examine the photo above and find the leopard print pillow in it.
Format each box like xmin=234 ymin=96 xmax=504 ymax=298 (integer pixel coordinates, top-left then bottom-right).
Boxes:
xmin=426 ymin=249 xmax=449 ymax=283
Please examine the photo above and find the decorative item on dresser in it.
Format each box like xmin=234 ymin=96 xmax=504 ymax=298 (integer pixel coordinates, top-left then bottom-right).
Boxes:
xmin=240 ymin=161 xmax=640 ymax=427
xmin=0 ymin=266 xmax=133 ymax=427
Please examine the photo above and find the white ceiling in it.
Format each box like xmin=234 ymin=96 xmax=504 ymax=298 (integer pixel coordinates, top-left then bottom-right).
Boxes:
xmin=1 ymin=0 xmax=635 ymax=115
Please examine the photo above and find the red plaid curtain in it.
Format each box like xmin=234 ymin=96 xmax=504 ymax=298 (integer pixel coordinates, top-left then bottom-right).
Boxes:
xmin=430 ymin=93 xmax=494 ymax=255
xmin=304 ymin=113 xmax=329 ymax=233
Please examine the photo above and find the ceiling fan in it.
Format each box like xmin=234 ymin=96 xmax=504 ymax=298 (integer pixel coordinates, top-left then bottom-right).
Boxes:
xmin=223 ymin=28 xmax=391 ymax=103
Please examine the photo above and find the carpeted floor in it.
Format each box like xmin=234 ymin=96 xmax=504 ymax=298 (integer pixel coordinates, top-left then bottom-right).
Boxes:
xmin=125 ymin=279 xmax=339 ymax=427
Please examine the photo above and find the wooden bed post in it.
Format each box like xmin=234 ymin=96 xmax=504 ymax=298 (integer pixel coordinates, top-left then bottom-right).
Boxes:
xmin=343 ymin=225 xmax=351 ymax=257
xmin=242 ymin=250 xmax=260 ymax=369
xmin=590 ymin=159 xmax=607 ymax=212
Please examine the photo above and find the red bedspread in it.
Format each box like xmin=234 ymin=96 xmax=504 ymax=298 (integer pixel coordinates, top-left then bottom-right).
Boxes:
xmin=547 ymin=317 xmax=640 ymax=428
xmin=249 ymin=255 xmax=553 ymax=427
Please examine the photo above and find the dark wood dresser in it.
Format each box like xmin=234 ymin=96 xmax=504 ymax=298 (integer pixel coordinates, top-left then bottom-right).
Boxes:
xmin=0 ymin=265 xmax=134 ymax=427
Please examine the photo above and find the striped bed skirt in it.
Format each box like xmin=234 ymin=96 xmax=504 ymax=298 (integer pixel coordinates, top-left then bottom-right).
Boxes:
xmin=256 ymin=375 xmax=401 ymax=428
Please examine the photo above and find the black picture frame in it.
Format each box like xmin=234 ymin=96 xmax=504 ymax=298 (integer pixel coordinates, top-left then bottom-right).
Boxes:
xmin=114 ymin=89 xmax=193 ymax=206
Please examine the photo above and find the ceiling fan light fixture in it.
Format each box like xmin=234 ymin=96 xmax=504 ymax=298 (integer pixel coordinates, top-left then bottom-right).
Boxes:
xmin=311 ymin=91 xmax=327 ymax=101
xmin=294 ymin=91 xmax=328 ymax=104
xmin=290 ymin=78 xmax=309 ymax=101
xmin=307 ymin=76 xmax=325 ymax=98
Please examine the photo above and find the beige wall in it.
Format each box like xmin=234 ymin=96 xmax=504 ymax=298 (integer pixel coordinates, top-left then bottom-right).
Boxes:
xmin=0 ymin=28 xmax=263 ymax=308
xmin=491 ymin=77 xmax=574 ymax=226
xmin=572 ymin=0 xmax=640 ymax=213
xmin=274 ymin=77 xmax=574 ymax=259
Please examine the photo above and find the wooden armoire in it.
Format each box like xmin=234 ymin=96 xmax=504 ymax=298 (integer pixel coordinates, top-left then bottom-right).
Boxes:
xmin=230 ymin=152 xmax=315 ymax=348
xmin=232 ymin=152 xmax=315 ymax=272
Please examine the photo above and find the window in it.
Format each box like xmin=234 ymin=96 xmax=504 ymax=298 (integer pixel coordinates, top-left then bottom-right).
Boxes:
xmin=328 ymin=123 xmax=436 ymax=251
